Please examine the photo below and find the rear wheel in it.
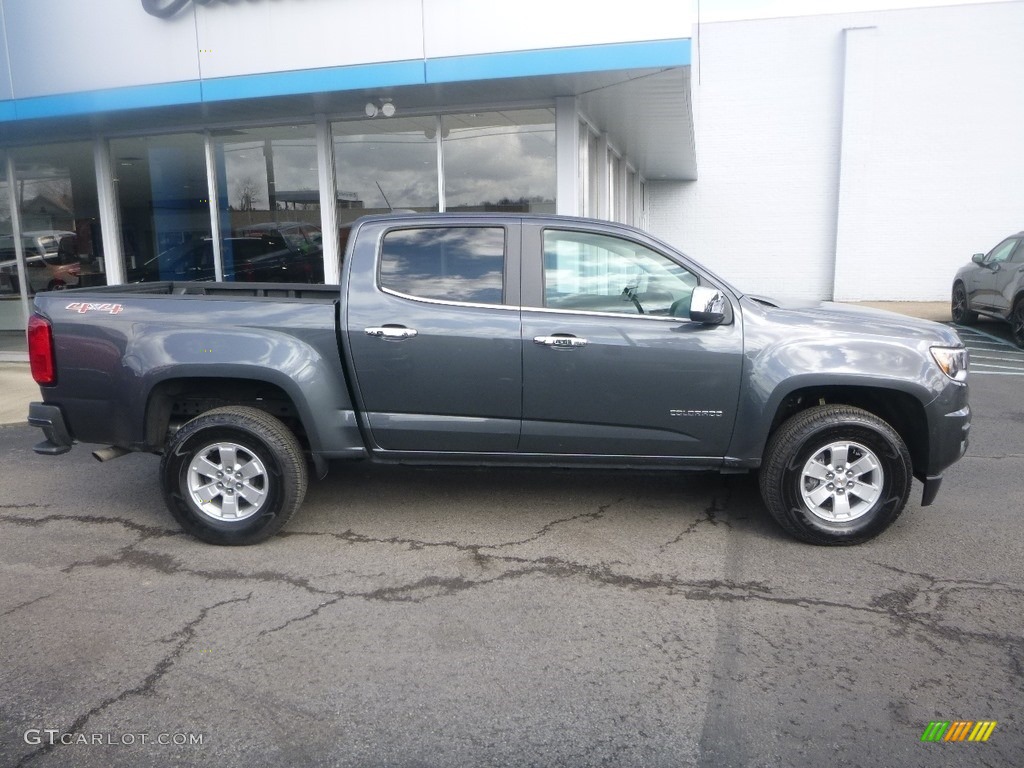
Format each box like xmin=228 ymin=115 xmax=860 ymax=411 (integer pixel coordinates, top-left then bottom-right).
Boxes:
xmin=1010 ymin=299 xmax=1024 ymax=348
xmin=951 ymin=283 xmax=976 ymax=324
xmin=161 ymin=406 xmax=307 ymax=545
xmin=759 ymin=405 xmax=912 ymax=545
xmin=46 ymin=279 xmax=67 ymax=291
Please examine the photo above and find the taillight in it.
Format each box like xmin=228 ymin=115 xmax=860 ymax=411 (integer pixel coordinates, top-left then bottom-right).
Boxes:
xmin=27 ymin=314 xmax=56 ymax=386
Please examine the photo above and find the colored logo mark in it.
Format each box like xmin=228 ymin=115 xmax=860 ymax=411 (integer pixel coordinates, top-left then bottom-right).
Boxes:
xmin=921 ymin=721 xmax=997 ymax=742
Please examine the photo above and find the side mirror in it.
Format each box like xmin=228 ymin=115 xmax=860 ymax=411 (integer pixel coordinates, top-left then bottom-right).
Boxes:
xmin=689 ymin=286 xmax=728 ymax=325
xmin=971 ymin=253 xmax=986 ymax=265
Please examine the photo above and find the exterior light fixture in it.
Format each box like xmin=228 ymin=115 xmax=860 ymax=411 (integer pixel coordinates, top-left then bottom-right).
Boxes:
xmin=365 ymin=99 xmax=396 ymax=118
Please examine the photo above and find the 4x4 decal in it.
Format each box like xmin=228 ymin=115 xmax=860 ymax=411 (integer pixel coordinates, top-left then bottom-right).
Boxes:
xmin=65 ymin=302 xmax=124 ymax=315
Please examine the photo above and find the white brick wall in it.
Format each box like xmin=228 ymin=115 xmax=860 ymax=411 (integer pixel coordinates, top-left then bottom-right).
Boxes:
xmin=650 ymin=2 xmax=1024 ymax=302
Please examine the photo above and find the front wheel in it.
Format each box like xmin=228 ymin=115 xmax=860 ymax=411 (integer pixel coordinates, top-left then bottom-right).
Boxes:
xmin=160 ymin=406 xmax=307 ymax=545
xmin=759 ymin=405 xmax=912 ymax=545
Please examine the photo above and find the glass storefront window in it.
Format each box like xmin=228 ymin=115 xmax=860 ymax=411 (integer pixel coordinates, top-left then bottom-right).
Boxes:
xmin=0 ymin=143 xmax=101 ymax=310
xmin=213 ymin=125 xmax=324 ymax=283
xmin=332 ymin=115 xmax=439 ymax=227
xmin=441 ymin=110 xmax=556 ymax=214
xmin=110 ymin=133 xmax=211 ymax=283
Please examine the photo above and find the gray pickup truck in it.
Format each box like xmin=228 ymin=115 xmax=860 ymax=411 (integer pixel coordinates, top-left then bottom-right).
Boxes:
xmin=26 ymin=213 xmax=970 ymax=546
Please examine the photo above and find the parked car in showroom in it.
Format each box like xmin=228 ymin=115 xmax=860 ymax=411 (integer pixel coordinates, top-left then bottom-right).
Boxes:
xmin=128 ymin=236 xmax=295 ymax=283
xmin=234 ymin=222 xmax=325 ymax=283
xmin=0 ymin=230 xmax=81 ymax=293
xmin=951 ymin=231 xmax=1024 ymax=346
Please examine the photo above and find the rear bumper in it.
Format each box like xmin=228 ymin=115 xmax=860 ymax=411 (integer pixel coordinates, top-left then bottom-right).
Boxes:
xmin=28 ymin=402 xmax=74 ymax=455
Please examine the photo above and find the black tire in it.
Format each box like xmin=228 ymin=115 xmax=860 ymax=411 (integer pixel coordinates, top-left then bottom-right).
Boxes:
xmin=46 ymin=279 xmax=67 ymax=291
xmin=160 ymin=406 xmax=307 ymax=545
xmin=951 ymin=282 xmax=977 ymax=324
xmin=759 ymin=405 xmax=912 ymax=545
xmin=1012 ymin=299 xmax=1024 ymax=349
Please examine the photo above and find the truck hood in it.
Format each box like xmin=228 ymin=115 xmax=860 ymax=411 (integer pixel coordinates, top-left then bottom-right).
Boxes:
xmin=740 ymin=295 xmax=963 ymax=347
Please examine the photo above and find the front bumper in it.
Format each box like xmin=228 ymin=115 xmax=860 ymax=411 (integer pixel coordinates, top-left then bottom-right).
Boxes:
xmin=28 ymin=402 xmax=74 ymax=455
xmin=916 ymin=398 xmax=970 ymax=506
xmin=929 ymin=403 xmax=971 ymax=473
xmin=919 ymin=474 xmax=944 ymax=507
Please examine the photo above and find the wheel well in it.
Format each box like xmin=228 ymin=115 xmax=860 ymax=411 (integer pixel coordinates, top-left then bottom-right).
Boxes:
xmin=145 ymin=377 xmax=307 ymax=451
xmin=768 ymin=386 xmax=928 ymax=472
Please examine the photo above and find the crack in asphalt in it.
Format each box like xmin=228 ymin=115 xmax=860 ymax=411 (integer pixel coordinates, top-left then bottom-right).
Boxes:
xmin=960 ymin=453 xmax=1024 ymax=460
xmin=13 ymin=593 xmax=253 ymax=768
xmin=1 ymin=593 xmax=55 ymax=617
xmin=865 ymin=562 xmax=1024 ymax=669
xmin=873 ymin=562 xmax=1020 ymax=591
xmin=0 ymin=512 xmax=178 ymax=540
xmin=61 ymin=547 xmax=329 ymax=597
xmin=246 ymin=546 xmax=1024 ymax=657
xmin=7 ymin=509 xmax=1023 ymax=676
xmin=278 ymin=503 xmax=615 ymax=553
xmin=660 ymin=494 xmax=735 ymax=550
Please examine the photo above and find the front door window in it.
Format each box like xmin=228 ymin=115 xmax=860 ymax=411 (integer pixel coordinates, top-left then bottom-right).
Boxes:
xmin=543 ymin=230 xmax=698 ymax=318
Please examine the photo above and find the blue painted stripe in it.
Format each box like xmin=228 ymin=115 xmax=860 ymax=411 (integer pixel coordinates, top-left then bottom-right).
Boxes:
xmin=0 ymin=39 xmax=690 ymax=123
xmin=7 ymin=80 xmax=203 ymax=121
xmin=426 ymin=39 xmax=691 ymax=84
xmin=201 ymin=60 xmax=426 ymax=103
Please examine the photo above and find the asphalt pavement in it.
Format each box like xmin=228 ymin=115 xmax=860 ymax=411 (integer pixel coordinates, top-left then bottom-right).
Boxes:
xmin=1 ymin=303 xmax=1022 ymax=767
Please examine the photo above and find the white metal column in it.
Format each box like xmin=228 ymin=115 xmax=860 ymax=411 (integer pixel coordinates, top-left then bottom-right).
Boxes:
xmin=93 ymin=138 xmax=125 ymax=285
xmin=596 ymin=134 xmax=610 ymax=220
xmin=204 ymin=133 xmax=224 ymax=282
xmin=555 ymin=96 xmax=580 ymax=216
xmin=4 ymin=153 xmax=30 ymax=324
xmin=435 ymin=115 xmax=445 ymax=212
xmin=316 ymin=114 xmax=341 ymax=284
xmin=833 ymin=26 xmax=880 ymax=302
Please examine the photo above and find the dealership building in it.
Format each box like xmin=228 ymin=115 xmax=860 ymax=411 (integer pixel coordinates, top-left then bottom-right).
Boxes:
xmin=1 ymin=0 xmax=1022 ymax=332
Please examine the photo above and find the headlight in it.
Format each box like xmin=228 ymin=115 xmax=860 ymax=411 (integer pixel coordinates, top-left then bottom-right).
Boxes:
xmin=930 ymin=346 xmax=968 ymax=382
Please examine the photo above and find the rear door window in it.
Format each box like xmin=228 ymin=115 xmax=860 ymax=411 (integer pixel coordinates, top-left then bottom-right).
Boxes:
xmin=380 ymin=227 xmax=505 ymax=305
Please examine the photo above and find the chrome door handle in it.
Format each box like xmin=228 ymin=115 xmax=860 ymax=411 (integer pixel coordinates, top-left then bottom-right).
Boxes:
xmin=534 ymin=335 xmax=587 ymax=348
xmin=365 ymin=326 xmax=418 ymax=340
